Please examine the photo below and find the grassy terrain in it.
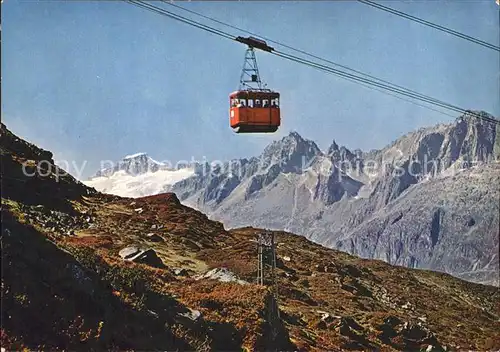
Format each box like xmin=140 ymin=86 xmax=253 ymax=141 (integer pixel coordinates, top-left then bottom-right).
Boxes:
xmin=2 ymin=122 xmax=499 ymax=351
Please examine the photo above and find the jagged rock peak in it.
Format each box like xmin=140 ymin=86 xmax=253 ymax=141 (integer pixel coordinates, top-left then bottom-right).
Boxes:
xmin=287 ymin=130 xmax=304 ymax=140
xmin=259 ymin=131 xmax=321 ymax=172
xmin=121 ymin=152 xmax=164 ymax=165
xmin=281 ymin=131 xmax=320 ymax=152
xmin=123 ymin=152 xmax=148 ymax=160
xmin=327 ymin=141 xmax=356 ymax=162
xmin=328 ymin=140 xmax=340 ymax=154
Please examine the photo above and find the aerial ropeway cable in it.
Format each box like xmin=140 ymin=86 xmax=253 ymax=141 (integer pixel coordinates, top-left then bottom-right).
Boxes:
xmin=126 ymin=0 xmax=500 ymax=128
xmin=161 ymin=0 xmax=460 ymax=119
xmin=357 ymin=0 xmax=500 ymax=53
xmin=160 ymin=0 xmax=499 ymax=124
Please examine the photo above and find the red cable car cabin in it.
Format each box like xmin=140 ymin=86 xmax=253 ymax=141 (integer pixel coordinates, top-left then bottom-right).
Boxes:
xmin=229 ymin=91 xmax=280 ymax=133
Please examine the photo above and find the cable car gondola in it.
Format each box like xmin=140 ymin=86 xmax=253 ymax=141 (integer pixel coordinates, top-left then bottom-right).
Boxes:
xmin=229 ymin=37 xmax=281 ymax=133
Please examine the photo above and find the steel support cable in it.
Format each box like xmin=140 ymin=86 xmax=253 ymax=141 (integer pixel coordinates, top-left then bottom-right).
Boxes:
xmin=273 ymin=50 xmax=500 ymax=125
xmin=127 ymin=0 xmax=500 ymax=125
xmin=159 ymin=1 xmax=492 ymax=121
xmin=358 ymin=0 xmax=500 ymax=53
xmin=163 ymin=0 xmax=500 ymax=119
xmin=127 ymin=0 xmax=234 ymax=40
xmin=162 ymin=0 xmax=458 ymax=107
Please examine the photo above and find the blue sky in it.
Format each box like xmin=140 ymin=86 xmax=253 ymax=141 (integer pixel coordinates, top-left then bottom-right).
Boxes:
xmin=2 ymin=0 xmax=499 ymax=179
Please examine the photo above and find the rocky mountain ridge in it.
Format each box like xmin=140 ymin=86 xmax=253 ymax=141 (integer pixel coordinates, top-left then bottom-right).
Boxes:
xmin=84 ymin=111 xmax=499 ymax=285
xmin=168 ymin=111 xmax=500 ymax=285
xmin=93 ymin=152 xmax=170 ymax=178
xmin=2 ymin=122 xmax=500 ymax=351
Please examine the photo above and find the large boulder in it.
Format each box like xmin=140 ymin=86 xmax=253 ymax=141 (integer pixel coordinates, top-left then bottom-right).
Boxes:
xmin=173 ymin=307 xmax=202 ymax=327
xmin=118 ymin=246 xmax=164 ymax=268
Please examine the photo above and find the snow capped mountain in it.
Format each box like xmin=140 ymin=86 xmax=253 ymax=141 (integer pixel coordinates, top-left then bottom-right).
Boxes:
xmin=84 ymin=153 xmax=195 ymax=198
xmin=259 ymin=131 xmax=321 ymax=172
xmin=93 ymin=152 xmax=167 ymax=177
xmin=85 ymin=169 xmax=195 ymax=198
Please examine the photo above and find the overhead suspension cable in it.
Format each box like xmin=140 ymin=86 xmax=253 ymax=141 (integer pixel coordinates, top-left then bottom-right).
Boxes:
xmin=162 ymin=0 xmax=498 ymax=121
xmin=126 ymin=0 xmax=499 ymax=125
xmin=272 ymin=50 xmax=500 ymax=125
xmin=358 ymin=0 xmax=500 ymax=53
xmin=126 ymin=0 xmax=233 ymax=40
xmin=162 ymin=0 xmax=457 ymax=118
xmin=133 ymin=0 xmax=461 ymax=120
xmin=161 ymin=1 xmax=499 ymax=124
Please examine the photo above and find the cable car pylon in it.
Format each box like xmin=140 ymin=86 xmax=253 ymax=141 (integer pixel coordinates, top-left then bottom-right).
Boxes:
xmin=257 ymin=231 xmax=280 ymax=344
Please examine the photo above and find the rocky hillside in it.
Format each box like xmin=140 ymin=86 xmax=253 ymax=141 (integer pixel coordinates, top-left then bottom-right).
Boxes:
xmin=166 ymin=111 xmax=500 ymax=286
xmin=2 ymin=123 xmax=500 ymax=351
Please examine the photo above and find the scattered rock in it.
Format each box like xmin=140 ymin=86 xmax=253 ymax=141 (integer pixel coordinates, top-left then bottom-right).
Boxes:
xmin=282 ymin=255 xmax=291 ymax=262
xmin=466 ymin=217 xmax=476 ymax=227
xmin=180 ymin=238 xmax=201 ymax=250
xmin=384 ymin=316 xmax=403 ymax=327
xmin=315 ymin=261 xmax=336 ymax=273
xmin=195 ymin=267 xmax=247 ymax=285
xmin=314 ymin=312 xmax=363 ymax=335
xmin=336 ymin=316 xmax=364 ymax=332
xmin=146 ymin=233 xmax=164 ymax=242
xmin=320 ymin=312 xmax=340 ymax=325
xmin=402 ymin=302 xmax=413 ymax=310
xmin=173 ymin=268 xmax=189 ymax=276
xmin=147 ymin=310 xmax=159 ymax=319
xmin=341 ymin=264 xmax=363 ymax=278
xmin=134 ymin=207 xmax=144 ymax=214
xmin=175 ymin=307 xmax=202 ymax=325
xmin=119 ymin=246 xmax=141 ymax=259
xmin=376 ymin=315 xmax=403 ymax=342
xmin=22 ymin=204 xmax=91 ymax=236
xmin=399 ymin=322 xmax=438 ymax=345
xmin=283 ymin=271 xmax=298 ymax=281
xmin=315 ymin=320 xmax=328 ymax=330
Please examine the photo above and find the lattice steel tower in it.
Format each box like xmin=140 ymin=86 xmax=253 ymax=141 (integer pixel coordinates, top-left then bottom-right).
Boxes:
xmin=257 ymin=231 xmax=280 ymax=342
xmin=239 ymin=47 xmax=267 ymax=91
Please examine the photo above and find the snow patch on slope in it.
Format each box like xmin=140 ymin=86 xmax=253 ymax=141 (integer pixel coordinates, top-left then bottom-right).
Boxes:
xmin=84 ymin=168 xmax=195 ymax=198
xmin=124 ymin=152 xmax=148 ymax=159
